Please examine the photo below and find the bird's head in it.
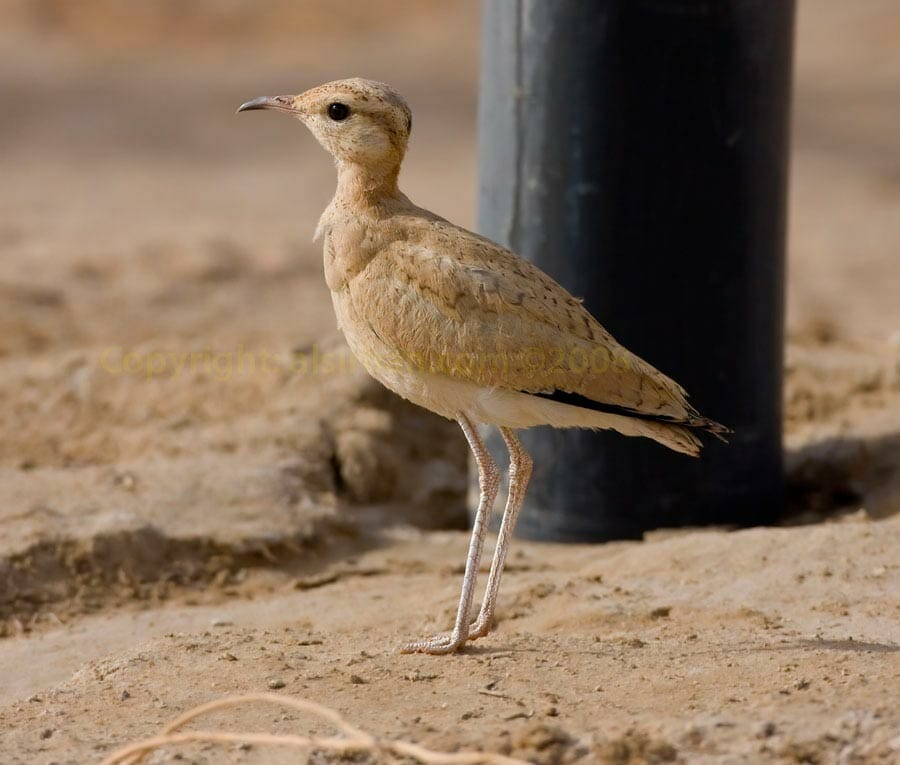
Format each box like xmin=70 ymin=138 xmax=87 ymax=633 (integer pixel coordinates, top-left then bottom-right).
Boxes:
xmin=238 ymin=78 xmax=412 ymax=170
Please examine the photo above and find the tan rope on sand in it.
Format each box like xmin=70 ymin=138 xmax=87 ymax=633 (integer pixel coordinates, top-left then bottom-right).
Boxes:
xmin=99 ymin=692 xmax=528 ymax=765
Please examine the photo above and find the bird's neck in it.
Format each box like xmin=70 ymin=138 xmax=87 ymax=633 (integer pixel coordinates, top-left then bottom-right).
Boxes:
xmin=333 ymin=158 xmax=403 ymax=209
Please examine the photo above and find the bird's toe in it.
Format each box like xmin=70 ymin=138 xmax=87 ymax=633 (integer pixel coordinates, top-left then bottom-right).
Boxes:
xmin=400 ymin=630 xmax=468 ymax=655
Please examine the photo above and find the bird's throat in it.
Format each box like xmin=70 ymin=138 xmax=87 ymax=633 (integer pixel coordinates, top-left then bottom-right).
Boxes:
xmin=334 ymin=159 xmax=402 ymax=208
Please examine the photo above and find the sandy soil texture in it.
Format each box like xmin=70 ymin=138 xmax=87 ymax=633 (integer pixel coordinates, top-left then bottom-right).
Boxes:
xmin=1 ymin=2 xmax=899 ymax=763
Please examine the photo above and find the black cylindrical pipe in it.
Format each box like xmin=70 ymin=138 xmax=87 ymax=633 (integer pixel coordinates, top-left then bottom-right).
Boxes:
xmin=475 ymin=0 xmax=794 ymax=541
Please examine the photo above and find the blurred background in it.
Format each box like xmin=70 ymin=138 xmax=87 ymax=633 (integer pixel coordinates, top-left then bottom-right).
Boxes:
xmin=1 ymin=0 xmax=898 ymax=505
xmin=2 ymin=4 xmax=900 ymax=759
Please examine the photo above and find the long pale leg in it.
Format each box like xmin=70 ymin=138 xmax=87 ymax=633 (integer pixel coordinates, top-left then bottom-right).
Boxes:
xmin=468 ymin=427 xmax=532 ymax=640
xmin=401 ymin=415 xmax=499 ymax=654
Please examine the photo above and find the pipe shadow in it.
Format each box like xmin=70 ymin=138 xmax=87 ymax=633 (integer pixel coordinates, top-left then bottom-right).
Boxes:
xmin=783 ymin=429 xmax=900 ymax=523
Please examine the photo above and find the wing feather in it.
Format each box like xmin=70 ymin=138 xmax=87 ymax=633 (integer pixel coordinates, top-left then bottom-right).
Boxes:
xmin=347 ymin=217 xmax=706 ymax=426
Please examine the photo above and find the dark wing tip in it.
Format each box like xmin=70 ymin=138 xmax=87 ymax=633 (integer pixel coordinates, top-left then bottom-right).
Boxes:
xmin=692 ymin=416 xmax=732 ymax=443
xmin=534 ymin=389 xmax=733 ymax=443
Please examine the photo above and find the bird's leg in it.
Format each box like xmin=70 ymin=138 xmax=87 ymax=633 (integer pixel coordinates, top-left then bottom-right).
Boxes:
xmin=401 ymin=415 xmax=499 ymax=654
xmin=468 ymin=427 xmax=532 ymax=640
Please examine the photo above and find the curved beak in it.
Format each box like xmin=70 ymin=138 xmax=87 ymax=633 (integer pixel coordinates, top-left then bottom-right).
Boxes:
xmin=236 ymin=95 xmax=299 ymax=115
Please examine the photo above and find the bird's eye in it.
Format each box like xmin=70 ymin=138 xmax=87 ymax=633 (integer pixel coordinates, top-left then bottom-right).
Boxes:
xmin=327 ymin=102 xmax=350 ymax=121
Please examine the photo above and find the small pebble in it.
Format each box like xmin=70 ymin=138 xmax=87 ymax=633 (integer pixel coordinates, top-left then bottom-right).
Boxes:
xmin=349 ymin=674 xmax=367 ymax=685
xmin=267 ymin=678 xmax=286 ymax=690
xmin=113 ymin=471 xmax=137 ymax=491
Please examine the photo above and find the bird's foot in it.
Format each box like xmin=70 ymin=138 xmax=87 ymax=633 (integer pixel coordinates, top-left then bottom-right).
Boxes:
xmin=400 ymin=616 xmax=496 ymax=654
xmin=466 ymin=615 xmax=492 ymax=641
xmin=400 ymin=628 xmax=469 ymax=655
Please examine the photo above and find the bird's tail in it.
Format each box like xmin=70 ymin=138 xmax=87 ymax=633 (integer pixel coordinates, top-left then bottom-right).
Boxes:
xmin=577 ymin=409 xmax=704 ymax=457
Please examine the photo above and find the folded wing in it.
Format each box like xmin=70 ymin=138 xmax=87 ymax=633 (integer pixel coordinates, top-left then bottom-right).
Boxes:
xmin=349 ymin=217 xmax=724 ymax=434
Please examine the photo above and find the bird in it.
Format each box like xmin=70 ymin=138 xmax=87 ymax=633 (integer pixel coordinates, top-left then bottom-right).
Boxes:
xmin=238 ymin=78 xmax=729 ymax=655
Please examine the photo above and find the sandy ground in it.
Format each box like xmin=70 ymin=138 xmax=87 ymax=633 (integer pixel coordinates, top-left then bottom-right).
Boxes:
xmin=1 ymin=1 xmax=899 ymax=763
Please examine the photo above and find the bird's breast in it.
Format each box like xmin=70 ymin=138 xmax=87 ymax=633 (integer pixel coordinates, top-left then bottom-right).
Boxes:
xmin=322 ymin=220 xmax=382 ymax=292
xmin=330 ymin=286 xmax=457 ymax=417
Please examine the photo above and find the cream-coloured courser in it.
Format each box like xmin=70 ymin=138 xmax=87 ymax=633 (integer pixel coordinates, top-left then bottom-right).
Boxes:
xmin=239 ymin=78 xmax=728 ymax=655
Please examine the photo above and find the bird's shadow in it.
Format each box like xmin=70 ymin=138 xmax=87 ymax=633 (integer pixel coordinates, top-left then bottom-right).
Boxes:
xmin=790 ymin=637 xmax=900 ymax=653
xmin=468 ymin=635 xmax=900 ymax=660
